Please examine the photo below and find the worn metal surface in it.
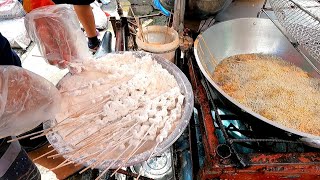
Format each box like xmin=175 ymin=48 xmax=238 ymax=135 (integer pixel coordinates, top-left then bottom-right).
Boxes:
xmin=186 ymin=0 xmax=231 ymax=19
xmin=173 ymin=128 xmax=193 ymax=180
xmin=194 ymin=18 xmax=320 ymax=148
xmin=187 ymin=54 xmax=218 ymax=166
xmin=216 ymin=0 xmax=267 ymax=21
xmin=130 ymin=148 xmax=174 ymax=180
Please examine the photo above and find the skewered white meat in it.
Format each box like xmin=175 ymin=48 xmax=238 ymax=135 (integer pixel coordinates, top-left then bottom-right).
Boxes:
xmin=49 ymin=52 xmax=185 ymax=175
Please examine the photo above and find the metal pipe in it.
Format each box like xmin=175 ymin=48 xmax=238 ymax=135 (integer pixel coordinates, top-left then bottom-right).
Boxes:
xmin=172 ymin=0 xmax=180 ymax=31
xmin=179 ymin=0 xmax=185 ymax=30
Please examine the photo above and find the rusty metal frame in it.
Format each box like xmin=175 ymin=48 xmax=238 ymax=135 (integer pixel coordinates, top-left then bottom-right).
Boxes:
xmin=187 ymin=53 xmax=219 ymax=166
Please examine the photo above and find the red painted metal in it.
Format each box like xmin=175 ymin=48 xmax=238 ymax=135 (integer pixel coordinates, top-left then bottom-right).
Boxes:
xmin=188 ymin=57 xmax=219 ymax=165
xmin=187 ymin=55 xmax=320 ymax=180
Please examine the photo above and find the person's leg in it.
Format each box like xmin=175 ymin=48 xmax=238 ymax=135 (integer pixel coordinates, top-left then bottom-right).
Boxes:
xmin=73 ymin=5 xmax=100 ymax=51
xmin=73 ymin=5 xmax=96 ymax=38
xmin=52 ymin=0 xmax=100 ymax=51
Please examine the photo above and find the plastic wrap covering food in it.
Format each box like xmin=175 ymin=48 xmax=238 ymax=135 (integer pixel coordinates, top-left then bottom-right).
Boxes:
xmin=25 ymin=5 xmax=90 ymax=69
xmin=0 ymin=0 xmax=26 ymax=20
xmin=0 ymin=66 xmax=61 ymax=138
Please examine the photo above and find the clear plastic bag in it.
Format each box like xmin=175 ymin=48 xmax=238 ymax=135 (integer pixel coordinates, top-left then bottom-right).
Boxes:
xmin=0 ymin=66 xmax=61 ymax=137
xmin=0 ymin=18 xmax=31 ymax=49
xmin=25 ymin=4 xmax=90 ymax=69
xmin=0 ymin=0 xmax=26 ymax=20
xmin=91 ymin=1 xmax=109 ymax=30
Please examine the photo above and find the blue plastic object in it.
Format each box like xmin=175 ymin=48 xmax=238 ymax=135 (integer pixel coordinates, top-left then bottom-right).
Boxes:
xmin=153 ymin=0 xmax=170 ymax=17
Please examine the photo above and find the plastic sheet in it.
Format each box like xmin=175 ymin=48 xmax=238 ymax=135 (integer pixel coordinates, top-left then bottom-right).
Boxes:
xmin=0 ymin=66 xmax=61 ymax=137
xmin=25 ymin=5 xmax=90 ymax=69
xmin=0 ymin=0 xmax=26 ymax=20
xmin=153 ymin=0 xmax=170 ymax=17
xmin=0 ymin=18 xmax=31 ymax=49
xmin=91 ymin=1 xmax=109 ymax=30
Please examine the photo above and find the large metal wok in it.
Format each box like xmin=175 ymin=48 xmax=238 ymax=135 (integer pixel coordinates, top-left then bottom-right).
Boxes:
xmin=194 ymin=18 xmax=320 ymax=148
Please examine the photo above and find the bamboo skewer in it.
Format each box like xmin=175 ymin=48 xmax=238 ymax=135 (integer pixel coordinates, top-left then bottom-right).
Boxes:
xmin=78 ymin=121 xmax=138 ymax=155
xmin=80 ymin=132 xmax=130 ymax=162
xmin=73 ymin=108 xmax=139 ymax=147
xmin=7 ymin=129 xmax=47 ymax=143
xmin=54 ymin=96 xmax=111 ymax=126
xmin=80 ymin=90 xmax=174 ymax=173
xmin=30 ymin=131 xmax=53 ymax=140
xmin=31 ymin=84 xmax=179 ymax=177
xmin=73 ymin=123 xmax=123 ymax=147
xmin=63 ymin=122 xmax=88 ymax=139
xmin=79 ymin=136 xmax=131 ymax=174
xmin=110 ymin=124 xmax=155 ymax=177
xmin=47 ymin=153 xmax=65 ymax=159
xmin=50 ymin=160 xmax=74 ymax=171
xmin=92 ymin=134 xmax=133 ymax=167
xmin=25 ymin=80 xmax=169 ymax=147
xmin=62 ymin=126 xmax=126 ymax=163
xmin=23 ymin=122 xmax=74 ymax=142
xmin=62 ymin=112 xmax=123 ymax=140
xmin=72 ymin=98 xmax=111 ymax=117
xmin=33 ymin=149 xmax=56 ymax=161
xmin=7 ymin=121 xmax=76 ymax=143
xmin=50 ymin=159 xmax=69 ymax=170
xmin=73 ymin=122 xmax=128 ymax=152
xmin=7 ymin=120 xmax=78 ymax=143
xmin=13 ymin=113 xmax=85 ymax=143
xmin=28 ymin=97 xmax=111 ymax=141
xmin=94 ymin=144 xmax=135 ymax=180
xmin=74 ymin=149 xmax=104 ymax=165
xmin=72 ymin=130 xmax=123 ymax=159
xmin=110 ymin=139 xmax=148 ymax=177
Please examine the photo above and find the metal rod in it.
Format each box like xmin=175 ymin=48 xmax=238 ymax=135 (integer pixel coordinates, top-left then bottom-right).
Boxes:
xmin=257 ymin=0 xmax=272 ymax=17
xmin=288 ymin=0 xmax=320 ymax=22
xmin=126 ymin=12 xmax=162 ymax=19
xmin=201 ymin=77 xmax=248 ymax=168
xmin=231 ymin=139 xmax=299 ymax=143
xmin=172 ymin=0 xmax=181 ymax=31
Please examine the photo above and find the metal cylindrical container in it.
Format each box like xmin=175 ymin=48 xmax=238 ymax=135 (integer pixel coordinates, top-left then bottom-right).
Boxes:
xmin=186 ymin=0 xmax=230 ymax=19
xmin=159 ymin=0 xmax=230 ymax=19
